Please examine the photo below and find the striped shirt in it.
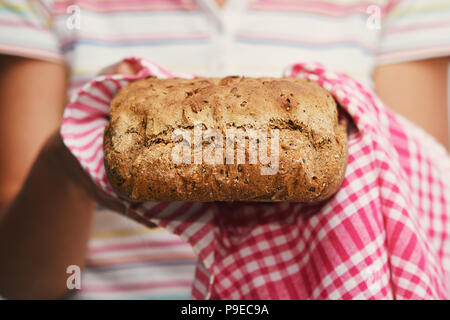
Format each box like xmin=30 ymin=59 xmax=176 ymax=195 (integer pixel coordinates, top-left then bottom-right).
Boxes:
xmin=1 ymin=0 xmax=449 ymax=299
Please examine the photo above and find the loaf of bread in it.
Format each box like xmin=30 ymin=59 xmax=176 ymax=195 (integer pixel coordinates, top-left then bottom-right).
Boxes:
xmin=103 ymin=76 xmax=348 ymax=202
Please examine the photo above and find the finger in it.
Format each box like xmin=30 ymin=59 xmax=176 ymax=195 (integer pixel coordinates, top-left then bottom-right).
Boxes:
xmin=99 ymin=61 xmax=139 ymax=76
xmin=116 ymin=61 xmax=140 ymax=75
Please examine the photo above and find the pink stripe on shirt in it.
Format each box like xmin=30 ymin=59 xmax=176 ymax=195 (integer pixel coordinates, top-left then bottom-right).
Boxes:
xmin=0 ymin=19 xmax=48 ymax=31
xmin=82 ymin=280 xmax=193 ymax=293
xmin=89 ymin=239 xmax=191 ymax=254
xmin=249 ymin=0 xmax=393 ymax=16
xmin=53 ymin=0 xmax=197 ymax=14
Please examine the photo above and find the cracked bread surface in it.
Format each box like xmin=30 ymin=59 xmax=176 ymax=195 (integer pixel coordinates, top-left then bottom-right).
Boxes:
xmin=103 ymin=76 xmax=348 ymax=202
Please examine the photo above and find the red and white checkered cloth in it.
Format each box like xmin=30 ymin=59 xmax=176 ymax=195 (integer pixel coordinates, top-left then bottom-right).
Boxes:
xmin=61 ymin=57 xmax=450 ymax=300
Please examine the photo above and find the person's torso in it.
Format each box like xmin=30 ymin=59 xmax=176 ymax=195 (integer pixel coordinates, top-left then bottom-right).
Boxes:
xmin=49 ymin=0 xmax=387 ymax=92
xmin=49 ymin=0 xmax=389 ymax=299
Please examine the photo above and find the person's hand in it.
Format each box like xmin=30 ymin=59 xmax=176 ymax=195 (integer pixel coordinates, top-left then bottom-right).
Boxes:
xmin=45 ymin=126 xmax=158 ymax=227
xmin=43 ymin=131 xmax=125 ymax=212
xmin=44 ymin=60 xmax=156 ymax=227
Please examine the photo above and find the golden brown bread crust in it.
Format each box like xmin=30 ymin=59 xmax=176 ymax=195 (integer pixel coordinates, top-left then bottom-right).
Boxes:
xmin=103 ymin=76 xmax=348 ymax=202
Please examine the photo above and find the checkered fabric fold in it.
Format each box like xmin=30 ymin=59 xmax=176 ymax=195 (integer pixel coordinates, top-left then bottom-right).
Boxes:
xmin=61 ymin=57 xmax=450 ymax=299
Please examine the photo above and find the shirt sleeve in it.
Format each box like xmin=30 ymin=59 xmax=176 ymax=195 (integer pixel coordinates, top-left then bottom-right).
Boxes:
xmin=375 ymin=0 xmax=450 ymax=65
xmin=0 ymin=0 xmax=63 ymax=62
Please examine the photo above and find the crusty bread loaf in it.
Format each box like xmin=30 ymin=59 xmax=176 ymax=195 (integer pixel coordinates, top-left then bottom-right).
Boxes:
xmin=103 ymin=76 xmax=348 ymax=202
